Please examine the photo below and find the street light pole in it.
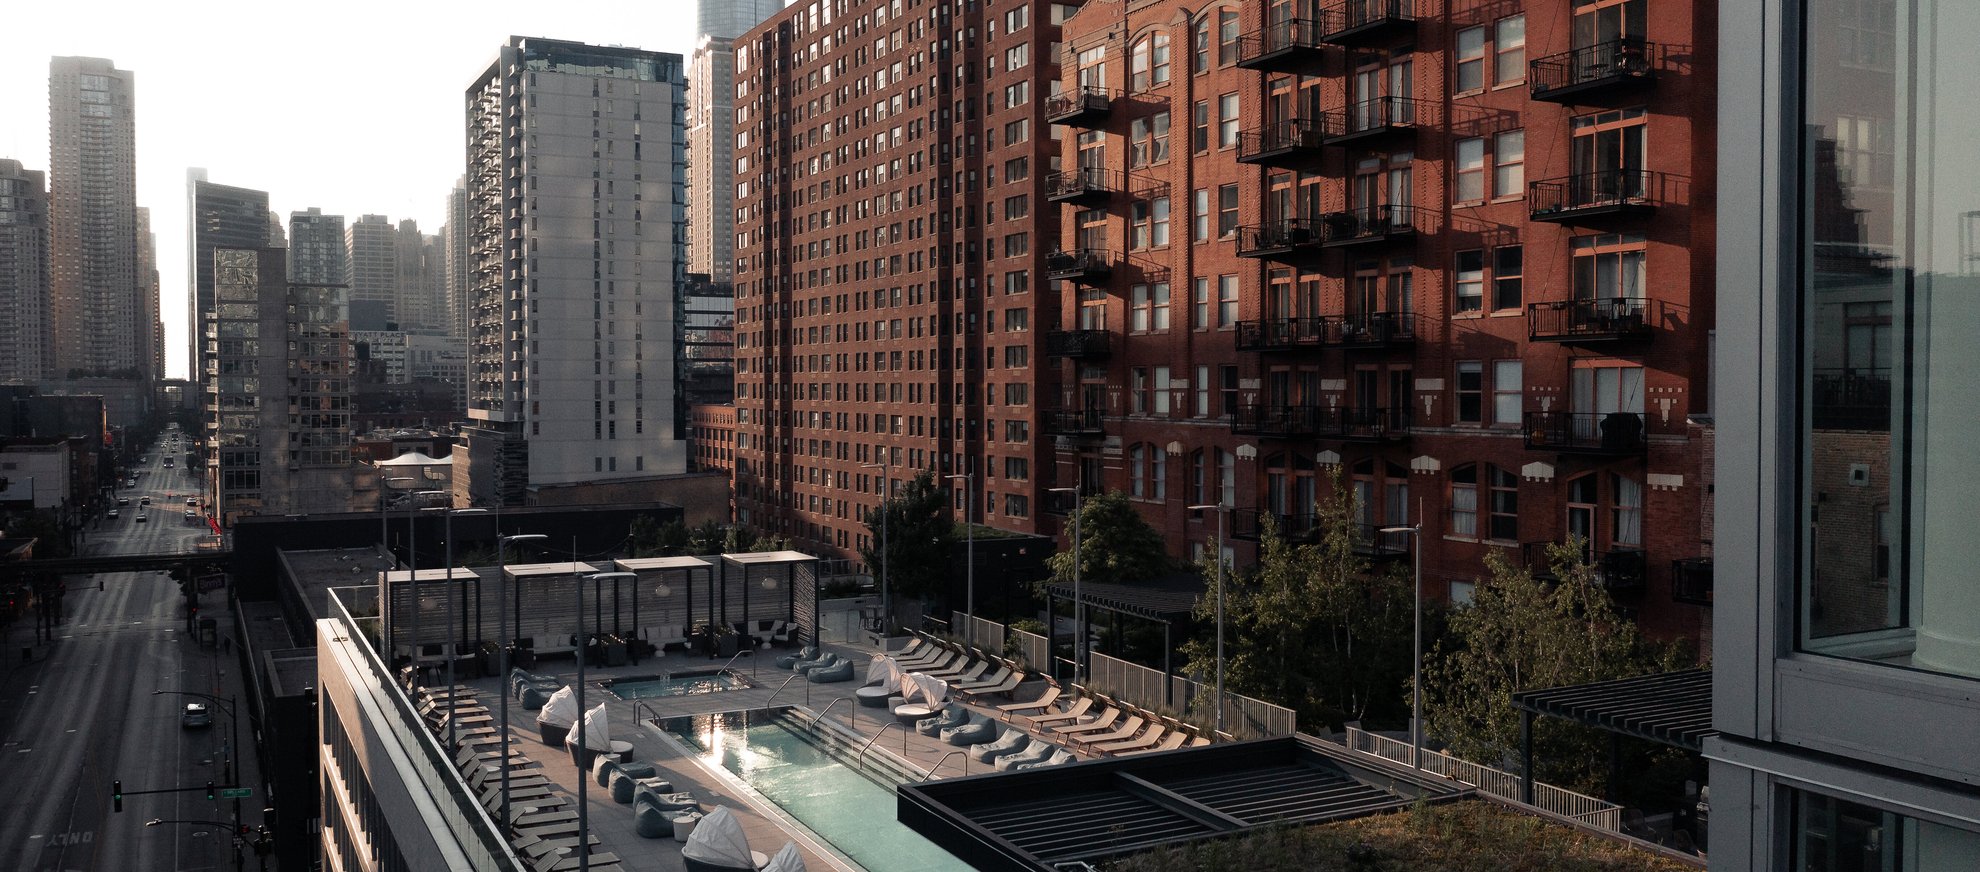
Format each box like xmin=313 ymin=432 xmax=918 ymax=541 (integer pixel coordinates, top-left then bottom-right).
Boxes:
xmin=154 ymin=690 xmax=242 ymax=841
xmin=1188 ymin=504 xmax=1229 ymax=736
xmin=1047 ymin=486 xmax=1085 ymax=684
xmin=580 ymin=571 xmax=632 ymax=872
xmin=429 ymin=507 xmax=488 ymax=749
xmin=945 ymin=472 xmax=974 ymax=641
xmin=496 ymin=533 xmax=545 ymax=832
xmin=860 ymin=460 xmax=891 ymax=642
xmin=1380 ymin=521 xmax=1424 ymax=769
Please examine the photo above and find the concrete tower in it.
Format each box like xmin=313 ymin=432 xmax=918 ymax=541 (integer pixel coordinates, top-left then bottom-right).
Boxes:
xmin=48 ymin=57 xmax=143 ymax=379
xmin=0 ymin=160 xmax=52 ymax=383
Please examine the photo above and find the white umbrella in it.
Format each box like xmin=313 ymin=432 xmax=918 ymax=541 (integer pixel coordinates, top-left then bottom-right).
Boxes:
xmin=866 ymin=655 xmax=902 ymax=692
xmin=903 ymin=672 xmax=948 ymax=705
xmin=761 ymin=842 xmax=806 ymax=872
xmin=539 ymin=687 xmax=577 ymax=727
xmin=682 ymin=806 xmax=754 ymax=868
xmin=571 ymin=702 xmax=611 ymax=751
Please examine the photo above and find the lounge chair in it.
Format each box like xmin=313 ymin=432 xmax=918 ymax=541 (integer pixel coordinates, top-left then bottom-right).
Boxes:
xmin=1093 ymin=723 xmax=1168 ymax=755
xmin=1126 ymin=730 xmax=1195 ymax=754
xmin=1029 ymin=699 xmax=1106 ymax=732
xmin=1068 ymin=715 xmax=1146 ymax=749
xmin=1045 ymin=706 xmax=1123 ymax=738
xmin=997 ymin=684 xmax=1062 ymax=719
xmin=916 ymin=705 xmax=969 ymax=737
xmin=941 ymin=715 xmax=997 ymax=746
xmin=926 ymin=659 xmax=990 ymax=685
xmin=775 ymin=646 xmax=819 ymax=670
xmin=893 ymin=642 xmax=955 ymax=670
xmin=887 ymin=637 xmax=930 ymax=662
xmin=970 ymin=728 xmax=1031 ymax=763
xmin=899 ymin=649 xmax=960 ymax=675
xmin=994 ymin=741 xmax=1054 ymax=771
xmin=807 ymin=658 xmax=855 ymax=683
xmin=957 ymin=669 xmax=1022 ymax=700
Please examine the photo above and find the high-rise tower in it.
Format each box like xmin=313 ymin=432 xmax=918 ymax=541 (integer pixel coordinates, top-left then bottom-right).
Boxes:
xmin=289 ymin=208 xmax=349 ymax=286
xmin=48 ymin=57 xmax=142 ymax=379
xmin=187 ymin=171 xmax=270 ymax=381
xmin=345 ymin=214 xmax=399 ymax=331
xmin=0 ymin=160 xmax=52 ymax=383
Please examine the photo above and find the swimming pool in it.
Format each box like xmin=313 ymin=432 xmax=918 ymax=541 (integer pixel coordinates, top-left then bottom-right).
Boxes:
xmin=659 ymin=709 xmax=974 ymax=872
xmin=604 ymin=669 xmax=749 ymax=700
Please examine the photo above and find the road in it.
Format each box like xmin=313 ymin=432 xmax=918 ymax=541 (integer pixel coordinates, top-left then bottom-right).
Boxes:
xmin=0 ymin=432 xmax=268 ymax=872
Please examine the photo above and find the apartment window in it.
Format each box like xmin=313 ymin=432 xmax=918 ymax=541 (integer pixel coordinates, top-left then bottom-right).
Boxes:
xmin=1196 ymin=365 xmax=1211 ymax=417
xmin=1193 ymin=278 xmax=1211 ymax=329
xmin=1217 ymin=274 xmax=1239 ymax=326
xmin=1455 ymin=26 xmax=1487 ymax=93
xmin=1456 ymin=361 xmax=1484 ymax=424
xmin=1131 ymin=33 xmax=1171 ymax=90
xmin=1217 ymin=447 xmax=1236 ymax=506
xmin=1194 ymin=16 xmax=1211 ymax=71
xmin=1455 ymin=250 xmax=1485 ymax=313
xmin=1493 ymin=360 xmax=1523 ymax=425
xmin=1131 ymin=202 xmax=1154 ymax=250
xmin=1131 ymin=285 xmax=1153 ymax=332
xmin=1455 ymin=137 xmax=1486 ymax=203
xmin=1004 ymin=195 xmax=1030 ymax=221
xmin=1220 ymin=365 xmax=1239 ymax=416
xmin=1189 ymin=450 xmax=1207 ymax=504
xmin=1217 ymin=93 xmax=1240 ymax=147
xmin=1153 ymin=366 xmax=1172 ymax=415
xmin=1571 ymin=233 xmax=1646 ymax=302
xmin=1131 ymin=445 xmax=1148 ymax=497
xmin=1006 ymin=43 xmax=1030 ymax=69
xmin=1495 ymin=15 xmax=1527 ymax=86
xmin=1192 ymin=100 xmax=1210 ymax=153
xmin=1450 ymin=465 xmax=1478 ymax=537
xmin=1218 ymin=10 xmax=1239 ymax=66
xmin=1005 ymin=81 xmax=1030 ymax=107
xmin=1493 ymin=245 xmax=1524 ymax=310
xmin=1132 ymin=368 xmax=1149 ymax=414
xmin=1005 ymin=270 xmax=1029 ymax=293
xmin=1151 ymin=197 xmax=1171 ymax=246
xmin=1486 ymin=465 xmax=1519 ymax=541
xmin=1129 ymin=113 xmax=1169 ymax=165
xmin=1611 ymin=473 xmax=1642 ymax=547
xmin=1004 ymin=117 xmax=1031 ymax=144
xmin=1006 ymin=7 xmax=1029 ymax=31
xmin=1132 ymin=283 xmax=1171 ymax=331
xmin=1494 ymin=131 xmax=1525 ymax=197
xmin=1217 ymin=184 xmax=1239 ymax=237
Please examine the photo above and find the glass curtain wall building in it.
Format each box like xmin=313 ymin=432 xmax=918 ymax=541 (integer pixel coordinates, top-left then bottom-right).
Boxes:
xmin=1713 ymin=0 xmax=1980 ymax=869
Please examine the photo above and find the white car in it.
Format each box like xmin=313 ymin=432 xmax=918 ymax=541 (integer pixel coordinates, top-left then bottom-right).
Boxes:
xmin=135 ymin=513 xmax=148 ymax=523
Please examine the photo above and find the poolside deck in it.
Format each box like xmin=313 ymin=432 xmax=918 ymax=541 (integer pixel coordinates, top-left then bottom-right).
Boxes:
xmin=430 ymin=635 xmax=1073 ymax=872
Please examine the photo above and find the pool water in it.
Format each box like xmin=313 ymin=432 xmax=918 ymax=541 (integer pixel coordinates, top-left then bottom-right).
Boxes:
xmin=662 ymin=710 xmax=974 ymax=872
xmin=605 ymin=670 xmax=747 ymax=699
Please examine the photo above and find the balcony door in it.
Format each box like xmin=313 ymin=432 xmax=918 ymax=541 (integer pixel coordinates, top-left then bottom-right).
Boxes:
xmin=1572 ymin=0 xmax=1645 ymax=49
xmin=1570 ymin=363 xmax=1644 ymax=417
xmin=1571 ymin=108 xmax=1647 ymax=200
xmin=1351 ymin=54 xmax=1414 ymax=129
xmin=1078 ymin=287 xmax=1107 ymax=330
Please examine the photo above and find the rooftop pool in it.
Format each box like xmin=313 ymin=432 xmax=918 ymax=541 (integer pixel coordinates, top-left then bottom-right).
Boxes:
xmin=603 ymin=668 xmax=749 ymax=700
xmin=658 ymin=708 xmax=974 ymax=872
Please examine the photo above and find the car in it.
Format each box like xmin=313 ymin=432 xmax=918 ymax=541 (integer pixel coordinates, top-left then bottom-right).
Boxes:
xmin=185 ymin=496 xmax=197 ymax=506
xmin=180 ymin=702 xmax=210 ymax=729
xmin=139 ymin=496 xmax=151 ymax=506
xmin=117 ymin=497 xmax=129 ymax=506
xmin=107 ymin=509 xmax=119 ymax=519
xmin=163 ymin=460 xmax=174 ymax=468
xmin=135 ymin=513 xmax=147 ymax=523
xmin=184 ymin=510 xmax=197 ymax=522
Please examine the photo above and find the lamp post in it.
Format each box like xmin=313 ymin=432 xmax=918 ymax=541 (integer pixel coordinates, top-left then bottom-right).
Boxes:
xmin=860 ymin=460 xmax=890 ymax=642
xmin=153 ymin=690 xmax=242 ymax=841
xmin=379 ymin=476 xmax=416 ymax=554
xmin=1379 ymin=521 xmax=1424 ymax=769
xmin=405 ymin=490 xmax=447 ymax=691
xmin=1047 ymin=486 xmax=1085 ymax=684
xmin=427 ymin=506 xmax=488 ymax=748
xmin=495 ymin=532 xmax=545 ymax=832
xmin=1188 ymin=504 xmax=1229 ymax=736
xmin=945 ymin=471 xmax=974 ymax=642
xmin=145 ymin=818 xmax=252 ymax=872
xmin=583 ymin=571 xmax=635 ymax=872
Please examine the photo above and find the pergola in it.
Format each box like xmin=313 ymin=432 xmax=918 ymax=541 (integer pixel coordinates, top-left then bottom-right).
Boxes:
xmin=1512 ymin=668 xmax=1716 ymax=805
xmin=1043 ymin=572 xmax=1205 ymax=703
xmin=612 ymin=555 xmax=716 ymax=637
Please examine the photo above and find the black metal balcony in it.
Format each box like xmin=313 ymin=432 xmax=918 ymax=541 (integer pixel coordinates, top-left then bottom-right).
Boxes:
xmin=1530 ymin=38 xmax=1655 ymax=103
xmin=1045 ymin=85 xmax=1114 ymax=127
xmin=1237 ymin=18 xmax=1328 ymax=72
xmin=1318 ymin=0 xmax=1419 ymax=46
xmin=1354 ymin=523 xmax=1412 ymax=560
xmin=1237 ymin=220 xmax=1325 ymax=259
xmin=1334 ymin=312 xmax=1417 ymax=349
xmin=1238 ymin=118 xmax=1327 ymax=167
xmin=1044 ymin=329 xmax=1113 ymax=360
xmin=1320 ymin=205 xmax=1418 ymax=247
xmin=1523 ymin=411 xmax=1647 ymax=455
xmin=1337 ymin=406 xmax=1411 ymax=442
xmin=1672 ymin=557 xmax=1713 ymax=606
xmin=1044 ymin=249 xmax=1113 ymax=285
xmin=1042 ymin=408 xmax=1106 ymax=438
xmin=1320 ymin=97 xmax=1421 ymax=147
xmin=1233 ymin=510 xmax=1323 ymax=542
xmin=1811 ymin=368 xmax=1891 ymax=431
xmin=1045 ymin=167 xmax=1115 ymax=205
xmin=1233 ymin=404 xmax=1326 ymax=438
xmin=1236 ymin=317 xmax=1331 ymax=351
xmin=1525 ymin=542 xmax=1648 ymax=592
xmin=1530 ymin=170 xmax=1658 ymax=222
xmin=1527 ymin=298 xmax=1654 ymax=344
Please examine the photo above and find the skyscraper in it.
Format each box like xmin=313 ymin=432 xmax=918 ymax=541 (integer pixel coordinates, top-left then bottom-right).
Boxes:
xmin=695 ymin=0 xmax=787 ymax=42
xmin=187 ymin=172 xmax=270 ymax=381
xmin=48 ymin=57 xmax=142 ymax=379
xmin=135 ymin=205 xmax=161 ymax=379
xmin=346 ymin=214 xmax=398 ymax=330
xmin=289 ymin=208 xmax=349 ymax=286
xmin=443 ymin=179 xmax=470 ymax=340
xmin=0 ymin=159 xmax=52 ymax=383
xmin=461 ymin=37 xmax=688 ymax=506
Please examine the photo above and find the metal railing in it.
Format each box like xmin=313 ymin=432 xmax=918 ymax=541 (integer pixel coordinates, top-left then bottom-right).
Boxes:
xmin=810 ymin=697 xmax=853 ymax=731
xmin=1320 ymin=205 xmax=1418 ymax=244
xmin=1237 ymin=219 xmax=1325 ymax=257
xmin=1811 ymin=368 xmax=1891 ymax=430
xmin=1524 ymin=411 xmax=1647 ymax=453
xmin=1318 ymin=0 xmax=1418 ymax=43
xmin=1043 ymin=248 xmax=1112 ymax=282
xmin=1236 ymin=316 xmax=1331 ymax=350
xmin=1238 ymin=118 xmax=1326 ymax=163
xmin=1041 ymin=407 xmax=1105 ymax=437
xmin=856 ymin=721 xmax=912 ymax=772
xmin=1319 ymin=96 xmax=1421 ymax=141
xmin=1044 ymin=329 xmax=1113 ymax=359
xmin=1530 ymin=170 xmax=1657 ymax=217
xmin=1045 ymin=85 xmax=1113 ymax=125
xmin=1237 ymin=18 xmax=1326 ymax=69
xmin=1344 ymin=727 xmax=1622 ymax=831
xmin=1232 ymin=403 xmax=1327 ymax=437
xmin=1045 ymin=166 xmax=1115 ymax=201
xmin=1530 ymin=37 xmax=1653 ymax=99
xmin=763 ymin=672 xmax=806 ymax=706
xmin=1671 ymin=557 xmax=1714 ymax=606
xmin=1523 ymin=542 xmax=1649 ymax=592
xmin=1232 ymin=510 xmax=1323 ymax=542
xmin=1339 ymin=406 xmax=1412 ymax=441
xmin=923 ymin=750 xmax=971 ymax=781
xmin=1527 ymin=298 xmax=1654 ymax=342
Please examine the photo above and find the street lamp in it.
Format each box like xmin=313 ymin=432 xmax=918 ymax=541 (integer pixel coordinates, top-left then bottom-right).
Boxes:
xmin=1379 ymin=521 xmax=1424 ymax=769
xmin=405 ymin=490 xmax=447 ymax=690
xmin=860 ymin=460 xmax=891 ymax=641
xmin=495 ymin=532 xmax=546 ymax=832
xmin=380 ymin=476 xmax=416 ymax=552
xmin=145 ymin=818 xmax=256 ymax=872
xmin=1188 ymin=504 xmax=1229 ymax=737
xmin=945 ymin=471 xmax=974 ymax=642
xmin=583 ymin=571 xmax=635 ymax=872
xmin=153 ymin=690 xmax=242 ymax=836
xmin=426 ymin=506 xmax=488 ymax=748
xmin=1046 ymin=486 xmax=1086 ymax=684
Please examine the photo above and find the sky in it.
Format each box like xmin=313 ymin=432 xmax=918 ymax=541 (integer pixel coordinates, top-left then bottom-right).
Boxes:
xmin=1 ymin=1 xmax=702 ymax=381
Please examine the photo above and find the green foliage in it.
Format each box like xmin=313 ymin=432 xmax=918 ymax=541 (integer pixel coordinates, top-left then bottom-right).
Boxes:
xmin=1179 ymin=469 xmax=1412 ymax=730
xmin=630 ymin=516 xmax=763 ymax=558
xmin=1044 ymin=490 xmax=1173 ymax=588
xmin=1421 ymin=541 xmax=1687 ymax=790
xmin=859 ymin=470 xmax=956 ymax=612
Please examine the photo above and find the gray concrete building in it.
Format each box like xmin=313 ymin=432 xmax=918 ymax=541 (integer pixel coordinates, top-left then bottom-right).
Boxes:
xmin=346 ymin=214 xmax=399 ymax=330
xmin=48 ymin=57 xmax=146 ymax=380
xmin=686 ymin=35 xmax=738 ymax=284
xmin=460 ymin=37 xmax=689 ymax=507
xmin=443 ymin=179 xmax=470 ymax=340
xmin=187 ymin=172 xmax=270 ymax=381
xmin=135 ymin=205 xmax=161 ymax=380
xmin=0 ymin=160 xmax=52 ymax=383
xmin=290 ymin=207 xmax=349 ymax=286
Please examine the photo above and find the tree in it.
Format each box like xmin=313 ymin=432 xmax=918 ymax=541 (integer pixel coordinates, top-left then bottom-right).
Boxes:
xmin=1045 ymin=490 xmax=1173 ymax=589
xmin=860 ymin=470 xmax=955 ymax=614
xmin=1421 ymin=541 xmax=1687 ymax=789
xmin=628 ymin=515 xmax=691 ymax=557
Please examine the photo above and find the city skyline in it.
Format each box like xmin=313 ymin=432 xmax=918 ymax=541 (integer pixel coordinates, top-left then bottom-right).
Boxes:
xmin=2 ymin=2 xmax=703 ymax=380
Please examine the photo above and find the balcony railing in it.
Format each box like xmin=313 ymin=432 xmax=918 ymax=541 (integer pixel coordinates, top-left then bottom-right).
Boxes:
xmin=1335 ymin=312 xmax=1418 ymax=348
xmin=1355 ymin=523 xmax=1413 ymax=559
xmin=1321 ymin=205 xmax=1418 ymax=246
xmin=1317 ymin=0 xmax=1419 ymax=46
xmin=1237 ymin=220 xmax=1326 ymax=259
xmin=1042 ymin=407 xmax=1106 ymax=438
xmin=1233 ymin=403 xmax=1327 ymax=437
xmin=1045 ymin=167 xmax=1116 ymax=204
xmin=1044 ymin=249 xmax=1113 ymax=284
xmin=1320 ymin=96 xmax=1421 ymax=146
xmin=1671 ymin=557 xmax=1713 ymax=606
xmin=1238 ymin=118 xmax=1328 ymax=166
xmin=1045 ymin=85 xmax=1114 ymax=127
xmin=1811 ymin=368 xmax=1891 ymax=431
xmin=1237 ymin=18 xmax=1328 ymax=72
xmin=1525 ymin=542 xmax=1648 ymax=591
xmin=1338 ymin=406 xmax=1411 ymax=442
xmin=1527 ymin=298 xmax=1654 ymax=343
xmin=1524 ymin=411 xmax=1647 ymax=454
xmin=1233 ymin=511 xmax=1323 ymax=542
xmin=1044 ymin=329 xmax=1113 ymax=359
xmin=1530 ymin=38 xmax=1655 ymax=102
xmin=1237 ymin=317 xmax=1331 ymax=351
xmin=1530 ymin=170 xmax=1659 ymax=222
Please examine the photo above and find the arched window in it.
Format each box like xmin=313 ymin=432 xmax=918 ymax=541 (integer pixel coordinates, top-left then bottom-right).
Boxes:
xmin=1130 ymin=444 xmax=1148 ymax=497
xmin=1132 ymin=32 xmax=1173 ymax=92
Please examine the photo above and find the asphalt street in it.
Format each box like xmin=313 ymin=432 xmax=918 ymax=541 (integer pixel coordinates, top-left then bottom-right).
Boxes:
xmin=0 ymin=432 xmax=269 ymax=872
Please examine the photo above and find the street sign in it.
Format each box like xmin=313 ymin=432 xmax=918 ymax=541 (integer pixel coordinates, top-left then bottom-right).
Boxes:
xmin=219 ymin=787 xmax=252 ymax=799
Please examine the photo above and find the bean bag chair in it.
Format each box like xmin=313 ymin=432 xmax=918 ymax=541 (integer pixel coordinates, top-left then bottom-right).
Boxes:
xmin=795 ymin=654 xmax=841 ymax=677
xmin=1014 ymin=749 xmax=1079 ymax=770
xmin=775 ymin=646 xmax=819 ymax=670
xmin=916 ymin=705 xmax=968 ymax=737
xmin=636 ymin=785 xmax=701 ymax=813
xmin=941 ymin=715 xmax=997 ymax=746
xmin=611 ymin=769 xmax=639 ymax=804
xmin=971 ymin=729 xmax=1030 ymax=763
xmin=994 ymin=741 xmax=1054 ymax=771
xmin=633 ymin=800 xmax=673 ymax=838
xmin=807 ymin=659 xmax=855 ymax=683
xmin=519 ymin=685 xmax=548 ymax=711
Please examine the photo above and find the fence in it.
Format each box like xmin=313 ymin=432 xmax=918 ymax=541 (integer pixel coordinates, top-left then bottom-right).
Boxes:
xmin=1344 ymin=727 xmax=1621 ymax=831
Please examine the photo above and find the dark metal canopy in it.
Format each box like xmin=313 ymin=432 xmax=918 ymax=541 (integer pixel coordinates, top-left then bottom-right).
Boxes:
xmin=1513 ymin=668 xmax=1716 ymax=751
xmin=1044 ymin=572 xmax=1206 ymax=621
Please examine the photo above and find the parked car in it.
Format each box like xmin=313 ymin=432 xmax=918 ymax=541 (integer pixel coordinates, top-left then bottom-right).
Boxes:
xmin=181 ymin=702 xmax=210 ymax=729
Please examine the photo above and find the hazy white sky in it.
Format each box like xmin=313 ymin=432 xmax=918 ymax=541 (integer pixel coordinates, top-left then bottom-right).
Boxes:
xmin=2 ymin=1 xmax=700 ymax=380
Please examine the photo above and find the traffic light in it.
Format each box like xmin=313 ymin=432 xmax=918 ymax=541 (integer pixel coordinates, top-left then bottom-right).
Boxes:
xmin=205 ymin=781 xmax=214 ymax=801
xmin=112 ymin=781 xmax=122 ymax=813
